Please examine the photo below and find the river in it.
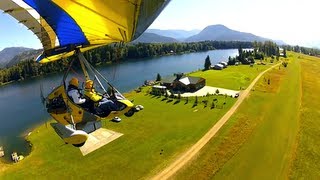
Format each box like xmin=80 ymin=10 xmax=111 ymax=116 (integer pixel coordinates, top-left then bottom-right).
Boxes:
xmin=0 ymin=49 xmax=238 ymax=159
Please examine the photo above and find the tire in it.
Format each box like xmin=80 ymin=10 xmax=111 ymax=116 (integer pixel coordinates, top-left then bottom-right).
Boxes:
xmin=72 ymin=142 xmax=86 ymax=147
xmin=124 ymin=108 xmax=135 ymax=117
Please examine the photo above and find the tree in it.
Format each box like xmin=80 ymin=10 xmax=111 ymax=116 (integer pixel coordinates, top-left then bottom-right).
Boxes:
xmin=156 ymin=73 xmax=161 ymax=81
xmin=238 ymin=46 xmax=243 ymax=62
xmin=193 ymin=96 xmax=198 ymax=107
xmin=211 ymin=100 xmax=215 ymax=109
xmin=204 ymin=55 xmax=211 ymax=70
xmin=283 ymin=48 xmax=287 ymax=58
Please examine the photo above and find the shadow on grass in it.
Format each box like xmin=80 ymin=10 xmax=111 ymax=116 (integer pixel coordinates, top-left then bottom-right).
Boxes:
xmin=161 ymin=98 xmax=167 ymax=101
xmin=166 ymin=99 xmax=173 ymax=103
xmin=150 ymin=95 xmax=158 ymax=99
xmin=173 ymin=100 xmax=180 ymax=105
xmin=192 ymin=103 xmax=198 ymax=108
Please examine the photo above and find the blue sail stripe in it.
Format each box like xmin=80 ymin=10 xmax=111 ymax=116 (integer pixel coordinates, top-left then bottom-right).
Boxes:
xmin=23 ymin=0 xmax=89 ymax=47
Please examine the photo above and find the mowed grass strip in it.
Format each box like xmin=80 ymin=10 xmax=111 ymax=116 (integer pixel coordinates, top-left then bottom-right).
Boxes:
xmin=0 ymin=88 xmax=236 ymax=179
xmin=289 ymin=54 xmax=320 ymax=178
xmin=173 ymin=52 xmax=301 ymax=179
xmin=190 ymin=63 xmax=271 ymax=90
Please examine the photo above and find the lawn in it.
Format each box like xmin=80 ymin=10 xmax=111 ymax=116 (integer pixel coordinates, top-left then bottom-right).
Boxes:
xmin=0 ymin=86 xmax=236 ymax=179
xmin=190 ymin=63 xmax=272 ymax=90
xmin=173 ymin=52 xmax=302 ymax=179
xmin=289 ymin=54 xmax=320 ymax=178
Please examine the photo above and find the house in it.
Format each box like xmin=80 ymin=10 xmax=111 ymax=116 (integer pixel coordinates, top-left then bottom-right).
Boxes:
xmin=219 ymin=61 xmax=228 ymax=68
xmin=161 ymin=75 xmax=206 ymax=92
xmin=174 ymin=76 xmax=206 ymax=92
xmin=144 ymin=80 xmax=155 ymax=86
xmin=161 ymin=76 xmax=177 ymax=88
xmin=152 ymin=85 xmax=167 ymax=94
xmin=213 ymin=64 xmax=224 ymax=70
xmin=279 ymin=48 xmax=284 ymax=56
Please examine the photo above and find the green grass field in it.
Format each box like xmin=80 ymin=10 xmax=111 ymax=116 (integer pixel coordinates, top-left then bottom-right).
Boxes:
xmin=0 ymin=60 xmax=278 ymax=179
xmin=0 ymin=92 xmax=235 ymax=179
xmin=190 ymin=63 xmax=271 ymax=90
xmin=289 ymin=54 xmax=320 ymax=178
xmin=174 ymin=52 xmax=320 ymax=179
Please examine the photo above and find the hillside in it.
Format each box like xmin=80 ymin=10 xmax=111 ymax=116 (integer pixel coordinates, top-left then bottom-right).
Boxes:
xmin=133 ymin=32 xmax=179 ymax=43
xmin=186 ymin=24 xmax=268 ymax=42
xmin=6 ymin=49 xmax=42 ymax=67
xmin=0 ymin=47 xmax=33 ymax=68
xmin=146 ymin=29 xmax=200 ymax=40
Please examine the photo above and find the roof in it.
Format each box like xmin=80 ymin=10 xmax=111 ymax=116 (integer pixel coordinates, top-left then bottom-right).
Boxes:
xmin=220 ymin=61 xmax=228 ymax=65
xmin=179 ymin=76 xmax=204 ymax=85
xmin=161 ymin=76 xmax=177 ymax=84
xmin=153 ymin=85 xmax=166 ymax=89
xmin=215 ymin=64 xmax=224 ymax=67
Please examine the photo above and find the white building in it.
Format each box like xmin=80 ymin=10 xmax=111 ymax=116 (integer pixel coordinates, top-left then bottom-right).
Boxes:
xmin=219 ymin=61 xmax=228 ymax=67
xmin=213 ymin=64 xmax=224 ymax=70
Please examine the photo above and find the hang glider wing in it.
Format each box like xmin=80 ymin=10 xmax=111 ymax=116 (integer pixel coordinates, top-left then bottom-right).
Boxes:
xmin=0 ymin=0 xmax=170 ymax=63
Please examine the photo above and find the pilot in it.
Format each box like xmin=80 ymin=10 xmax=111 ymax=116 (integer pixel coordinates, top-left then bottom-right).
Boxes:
xmin=84 ymin=80 xmax=118 ymax=115
xmin=67 ymin=77 xmax=87 ymax=106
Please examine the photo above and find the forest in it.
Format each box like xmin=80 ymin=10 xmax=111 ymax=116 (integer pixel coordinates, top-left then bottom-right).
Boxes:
xmin=0 ymin=41 xmax=252 ymax=85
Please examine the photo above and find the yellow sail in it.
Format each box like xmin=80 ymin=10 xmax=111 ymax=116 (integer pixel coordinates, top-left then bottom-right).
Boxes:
xmin=0 ymin=0 xmax=170 ymax=63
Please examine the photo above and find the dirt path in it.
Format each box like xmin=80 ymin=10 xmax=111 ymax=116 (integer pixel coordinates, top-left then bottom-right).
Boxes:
xmin=152 ymin=64 xmax=279 ymax=180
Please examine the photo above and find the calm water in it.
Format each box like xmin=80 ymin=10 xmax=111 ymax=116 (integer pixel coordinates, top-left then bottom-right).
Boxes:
xmin=0 ymin=49 xmax=238 ymax=158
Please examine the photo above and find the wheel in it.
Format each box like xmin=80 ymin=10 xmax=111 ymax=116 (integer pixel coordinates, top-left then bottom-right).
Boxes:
xmin=124 ymin=108 xmax=135 ymax=117
xmin=73 ymin=142 xmax=86 ymax=147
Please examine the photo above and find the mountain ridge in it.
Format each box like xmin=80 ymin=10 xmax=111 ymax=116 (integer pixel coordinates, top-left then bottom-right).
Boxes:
xmin=1 ymin=24 xmax=288 ymax=68
xmin=132 ymin=32 xmax=179 ymax=43
xmin=0 ymin=47 xmax=34 ymax=68
xmin=139 ymin=24 xmax=286 ymax=45
xmin=186 ymin=24 xmax=268 ymax=42
xmin=146 ymin=29 xmax=200 ymax=40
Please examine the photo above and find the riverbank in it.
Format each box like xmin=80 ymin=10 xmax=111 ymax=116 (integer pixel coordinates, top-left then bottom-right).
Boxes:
xmin=0 ymin=60 xmax=274 ymax=178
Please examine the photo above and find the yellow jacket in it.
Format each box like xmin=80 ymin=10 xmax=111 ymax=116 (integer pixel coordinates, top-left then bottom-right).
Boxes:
xmin=84 ymin=89 xmax=102 ymax=102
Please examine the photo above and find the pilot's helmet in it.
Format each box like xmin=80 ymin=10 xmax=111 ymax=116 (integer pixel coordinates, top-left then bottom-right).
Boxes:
xmin=85 ymin=80 xmax=94 ymax=89
xmin=69 ymin=77 xmax=79 ymax=87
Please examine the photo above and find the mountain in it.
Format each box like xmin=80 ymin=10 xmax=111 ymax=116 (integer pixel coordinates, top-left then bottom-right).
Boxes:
xmin=146 ymin=29 xmax=201 ymax=41
xmin=186 ymin=24 xmax=269 ymax=42
xmin=273 ymin=40 xmax=287 ymax=46
xmin=133 ymin=32 xmax=179 ymax=43
xmin=0 ymin=47 xmax=34 ymax=68
xmin=6 ymin=49 xmax=42 ymax=67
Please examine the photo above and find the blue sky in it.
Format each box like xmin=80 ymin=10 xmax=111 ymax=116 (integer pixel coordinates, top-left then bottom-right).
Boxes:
xmin=1 ymin=0 xmax=320 ymax=50
xmin=0 ymin=12 xmax=42 ymax=50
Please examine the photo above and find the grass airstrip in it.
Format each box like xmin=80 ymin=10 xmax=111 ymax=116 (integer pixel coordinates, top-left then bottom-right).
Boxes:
xmin=174 ymin=52 xmax=320 ymax=179
xmin=3 ymin=53 xmax=319 ymax=179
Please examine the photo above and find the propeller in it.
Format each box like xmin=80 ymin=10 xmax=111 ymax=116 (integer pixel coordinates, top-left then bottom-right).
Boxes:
xmin=40 ymin=84 xmax=46 ymax=106
xmin=40 ymin=84 xmax=49 ymax=129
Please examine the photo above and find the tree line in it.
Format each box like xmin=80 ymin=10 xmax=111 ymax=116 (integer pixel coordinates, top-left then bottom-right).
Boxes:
xmin=282 ymin=45 xmax=320 ymax=56
xmin=0 ymin=41 xmax=254 ymax=85
xmin=227 ymin=41 xmax=281 ymax=65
